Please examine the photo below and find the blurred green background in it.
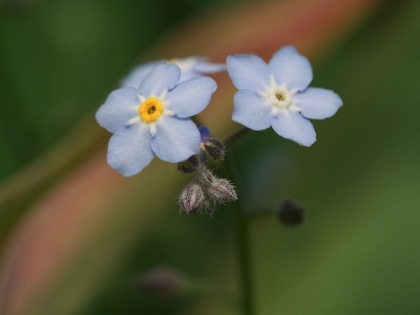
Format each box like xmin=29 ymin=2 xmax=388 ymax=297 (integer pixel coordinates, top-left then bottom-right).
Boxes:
xmin=1 ymin=0 xmax=420 ymax=314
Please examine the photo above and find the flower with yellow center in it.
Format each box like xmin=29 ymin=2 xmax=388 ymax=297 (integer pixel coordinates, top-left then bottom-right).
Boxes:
xmin=96 ymin=63 xmax=217 ymax=177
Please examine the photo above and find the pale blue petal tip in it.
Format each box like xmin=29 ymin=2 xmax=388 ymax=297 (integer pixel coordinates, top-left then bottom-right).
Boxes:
xmin=166 ymin=76 xmax=217 ymax=118
xmin=226 ymin=54 xmax=271 ymax=90
xmin=194 ymin=62 xmax=226 ymax=74
xmin=151 ymin=117 xmax=201 ymax=163
xmin=107 ymin=124 xmax=154 ymax=177
xmin=295 ymin=88 xmax=343 ymax=120
xmin=232 ymin=90 xmax=271 ymax=131
xmin=268 ymin=45 xmax=313 ymax=91
xmin=270 ymin=112 xmax=316 ymax=147
xmin=138 ymin=63 xmax=181 ymax=97
xmin=120 ymin=61 xmax=160 ymax=88
xmin=95 ymin=87 xmax=138 ymax=133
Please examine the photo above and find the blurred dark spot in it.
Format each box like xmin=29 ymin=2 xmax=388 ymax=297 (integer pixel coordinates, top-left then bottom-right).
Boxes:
xmin=277 ymin=199 xmax=305 ymax=226
xmin=135 ymin=266 xmax=186 ymax=300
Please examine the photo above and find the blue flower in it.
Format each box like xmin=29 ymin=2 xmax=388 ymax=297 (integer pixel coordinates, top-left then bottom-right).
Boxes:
xmin=121 ymin=57 xmax=226 ymax=88
xmin=227 ymin=46 xmax=342 ymax=146
xmin=96 ymin=63 xmax=217 ymax=176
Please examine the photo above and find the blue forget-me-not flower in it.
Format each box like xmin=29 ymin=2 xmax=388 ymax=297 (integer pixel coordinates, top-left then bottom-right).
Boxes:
xmin=227 ymin=46 xmax=342 ymax=146
xmin=121 ymin=57 xmax=226 ymax=88
xmin=96 ymin=63 xmax=217 ymax=177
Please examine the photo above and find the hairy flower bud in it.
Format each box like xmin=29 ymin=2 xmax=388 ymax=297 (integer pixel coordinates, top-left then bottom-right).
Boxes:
xmin=177 ymin=155 xmax=200 ymax=174
xmin=179 ymin=182 xmax=205 ymax=213
xmin=201 ymin=199 xmax=216 ymax=216
xmin=203 ymin=138 xmax=225 ymax=161
xmin=135 ymin=266 xmax=186 ymax=299
xmin=196 ymin=166 xmax=216 ymax=187
xmin=277 ymin=199 xmax=304 ymax=226
xmin=207 ymin=178 xmax=238 ymax=203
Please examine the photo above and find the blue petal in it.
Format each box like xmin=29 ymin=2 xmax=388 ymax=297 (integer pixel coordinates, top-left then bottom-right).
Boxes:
xmin=270 ymin=111 xmax=316 ymax=146
xmin=174 ymin=57 xmax=226 ymax=83
xmin=178 ymin=72 xmax=199 ymax=83
xmin=268 ymin=46 xmax=313 ymax=91
xmin=151 ymin=116 xmax=200 ymax=163
xmin=107 ymin=122 xmax=154 ymax=176
xmin=120 ymin=61 xmax=160 ymax=88
xmin=294 ymin=88 xmax=343 ymax=120
xmin=138 ymin=63 xmax=181 ymax=97
xmin=95 ymin=88 xmax=139 ymax=133
xmin=226 ymin=54 xmax=271 ymax=90
xmin=232 ymin=90 xmax=272 ymax=130
xmin=193 ymin=60 xmax=226 ymax=74
xmin=166 ymin=76 xmax=217 ymax=118
xmin=199 ymin=126 xmax=211 ymax=143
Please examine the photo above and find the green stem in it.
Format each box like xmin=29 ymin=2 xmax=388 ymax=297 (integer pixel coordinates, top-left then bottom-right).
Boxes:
xmin=233 ymin=200 xmax=254 ymax=315
xmin=224 ymin=127 xmax=251 ymax=146
xmin=225 ymin=152 xmax=255 ymax=315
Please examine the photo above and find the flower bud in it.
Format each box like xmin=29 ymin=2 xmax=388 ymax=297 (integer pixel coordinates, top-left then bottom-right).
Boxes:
xmin=199 ymin=125 xmax=212 ymax=142
xmin=196 ymin=166 xmax=216 ymax=187
xmin=207 ymin=178 xmax=238 ymax=203
xmin=203 ymin=138 xmax=225 ymax=161
xmin=179 ymin=182 xmax=205 ymax=213
xmin=277 ymin=199 xmax=304 ymax=226
xmin=135 ymin=266 xmax=186 ymax=299
xmin=177 ymin=155 xmax=200 ymax=174
xmin=201 ymin=199 xmax=216 ymax=217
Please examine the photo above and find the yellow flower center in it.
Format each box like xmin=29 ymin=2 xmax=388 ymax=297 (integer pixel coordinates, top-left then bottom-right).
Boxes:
xmin=138 ymin=97 xmax=164 ymax=122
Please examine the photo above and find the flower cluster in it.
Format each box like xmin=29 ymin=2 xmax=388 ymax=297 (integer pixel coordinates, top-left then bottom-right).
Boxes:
xmin=178 ymin=127 xmax=237 ymax=216
xmin=95 ymin=47 xmax=342 ymax=214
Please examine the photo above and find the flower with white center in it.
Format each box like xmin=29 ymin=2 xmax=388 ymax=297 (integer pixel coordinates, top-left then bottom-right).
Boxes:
xmin=226 ymin=46 xmax=343 ymax=146
xmin=121 ymin=57 xmax=226 ymax=88
xmin=95 ymin=63 xmax=217 ymax=176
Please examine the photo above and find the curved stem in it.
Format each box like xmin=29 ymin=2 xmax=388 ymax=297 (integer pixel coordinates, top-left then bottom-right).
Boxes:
xmin=224 ymin=127 xmax=251 ymax=146
xmin=225 ymin=152 xmax=255 ymax=315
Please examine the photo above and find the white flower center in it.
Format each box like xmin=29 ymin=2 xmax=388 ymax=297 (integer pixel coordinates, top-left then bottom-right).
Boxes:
xmin=268 ymin=86 xmax=293 ymax=109
xmin=258 ymin=75 xmax=300 ymax=117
